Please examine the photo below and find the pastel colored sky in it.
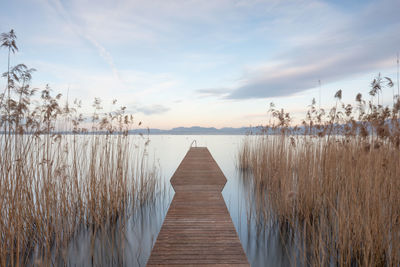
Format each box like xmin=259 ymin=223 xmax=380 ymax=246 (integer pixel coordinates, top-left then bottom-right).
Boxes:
xmin=1 ymin=0 xmax=399 ymax=129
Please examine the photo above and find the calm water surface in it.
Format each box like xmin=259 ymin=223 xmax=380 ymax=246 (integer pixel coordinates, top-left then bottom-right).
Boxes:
xmin=65 ymin=135 xmax=296 ymax=266
xmin=142 ymin=135 xmax=295 ymax=267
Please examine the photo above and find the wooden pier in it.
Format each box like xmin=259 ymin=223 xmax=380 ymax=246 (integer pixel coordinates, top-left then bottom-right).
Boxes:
xmin=147 ymin=147 xmax=249 ymax=266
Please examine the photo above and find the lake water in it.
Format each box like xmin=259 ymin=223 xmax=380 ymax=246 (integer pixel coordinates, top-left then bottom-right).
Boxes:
xmin=143 ymin=135 xmax=295 ymax=267
xmin=64 ymin=135 xmax=296 ymax=266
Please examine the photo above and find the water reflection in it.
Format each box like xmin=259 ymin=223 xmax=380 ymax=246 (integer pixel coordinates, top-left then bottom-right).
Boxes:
xmin=225 ymin=164 xmax=297 ymax=266
xmin=32 ymin=135 xmax=299 ymax=266
xmin=234 ymin=170 xmax=302 ymax=267
xmin=50 ymin=188 xmax=173 ymax=267
xmin=146 ymin=135 xmax=299 ymax=266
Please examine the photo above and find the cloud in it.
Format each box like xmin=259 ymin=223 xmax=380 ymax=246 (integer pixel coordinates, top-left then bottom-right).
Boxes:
xmin=196 ymin=88 xmax=230 ymax=98
xmin=14 ymin=0 xmax=400 ymax=106
xmin=40 ymin=0 xmax=122 ymax=82
xmin=227 ymin=0 xmax=400 ymax=99
xmin=30 ymin=60 xmax=180 ymax=112
xmin=134 ymin=104 xmax=170 ymax=115
xmin=38 ymin=0 xmax=292 ymax=50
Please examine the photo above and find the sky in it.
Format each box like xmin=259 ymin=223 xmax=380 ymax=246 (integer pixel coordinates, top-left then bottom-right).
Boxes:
xmin=1 ymin=0 xmax=399 ymax=129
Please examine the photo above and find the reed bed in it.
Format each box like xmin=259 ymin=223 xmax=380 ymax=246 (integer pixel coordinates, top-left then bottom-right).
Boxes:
xmin=0 ymin=30 xmax=161 ymax=266
xmin=238 ymin=78 xmax=400 ymax=266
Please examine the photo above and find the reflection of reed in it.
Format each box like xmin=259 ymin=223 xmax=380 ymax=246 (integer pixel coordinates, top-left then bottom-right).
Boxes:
xmin=243 ymin=136 xmax=400 ymax=265
xmin=237 ymin=80 xmax=400 ymax=265
xmin=49 ymin=183 xmax=172 ymax=266
xmin=238 ymin=166 xmax=301 ymax=266
xmin=238 ymin=133 xmax=400 ymax=266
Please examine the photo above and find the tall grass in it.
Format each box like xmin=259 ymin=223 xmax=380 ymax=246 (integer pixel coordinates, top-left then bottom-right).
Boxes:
xmin=0 ymin=30 xmax=160 ymax=266
xmin=238 ymin=76 xmax=400 ymax=266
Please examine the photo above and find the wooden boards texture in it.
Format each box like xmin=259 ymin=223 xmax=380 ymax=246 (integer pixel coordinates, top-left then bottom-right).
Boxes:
xmin=147 ymin=147 xmax=249 ymax=266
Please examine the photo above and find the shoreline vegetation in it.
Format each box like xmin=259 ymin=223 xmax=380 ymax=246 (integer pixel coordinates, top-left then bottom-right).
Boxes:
xmin=0 ymin=30 xmax=162 ymax=266
xmin=238 ymin=78 xmax=400 ymax=266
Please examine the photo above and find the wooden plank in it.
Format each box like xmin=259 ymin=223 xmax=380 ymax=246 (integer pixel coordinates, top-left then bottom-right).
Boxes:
xmin=170 ymin=147 xmax=227 ymax=192
xmin=147 ymin=147 xmax=249 ymax=266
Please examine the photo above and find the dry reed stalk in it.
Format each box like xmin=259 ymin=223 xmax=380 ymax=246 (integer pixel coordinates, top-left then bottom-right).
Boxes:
xmin=0 ymin=29 xmax=161 ymax=264
xmin=1 ymin=117 xmax=161 ymax=266
xmin=239 ymin=82 xmax=400 ymax=266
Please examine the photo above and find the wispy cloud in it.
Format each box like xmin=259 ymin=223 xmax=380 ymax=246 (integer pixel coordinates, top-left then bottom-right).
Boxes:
xmin=227 ymin=0 xmax=400 ymax=99
xmin=30 ymin=61 xmax=180 ymax=112
xmin=196 ymin=88 xmax=230 ymax=98
xmin=3 ymin=0 xmax=399 ymax=128
xmin=40 ymin=0 xmax=122 ymax=82
xmin=133 ymin=104 xmax=170 ymax=115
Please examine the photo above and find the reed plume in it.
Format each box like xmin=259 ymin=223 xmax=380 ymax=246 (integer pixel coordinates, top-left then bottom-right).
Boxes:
xmin=239 ymin=75 xmax=400 ymax=266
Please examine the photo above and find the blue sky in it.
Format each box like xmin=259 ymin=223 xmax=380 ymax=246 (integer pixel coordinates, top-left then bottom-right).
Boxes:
xmin=1 ymin=0 xmax=399 ymax=129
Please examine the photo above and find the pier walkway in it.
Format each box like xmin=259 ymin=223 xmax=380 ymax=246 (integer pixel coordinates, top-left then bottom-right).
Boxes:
xmin=147 ymin=147 xmax=249 ymax=266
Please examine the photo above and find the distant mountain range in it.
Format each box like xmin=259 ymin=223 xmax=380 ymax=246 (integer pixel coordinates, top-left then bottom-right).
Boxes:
xmin=9 ymin=120 xmax=398 ymax=135
xmin=129 ymin=119 xmax=399 ymax=135
xmin=129 ymin=126 xmax=263 ymax=135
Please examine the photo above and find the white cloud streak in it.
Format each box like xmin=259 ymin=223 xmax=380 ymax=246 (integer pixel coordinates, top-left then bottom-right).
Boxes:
xmin=131 ymin=104 xmax=170 ymax=115
xmin=41 ymin=0 xmax=122 ymax=82
xmin=227 ymin=0 xmax=400 ymax=99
